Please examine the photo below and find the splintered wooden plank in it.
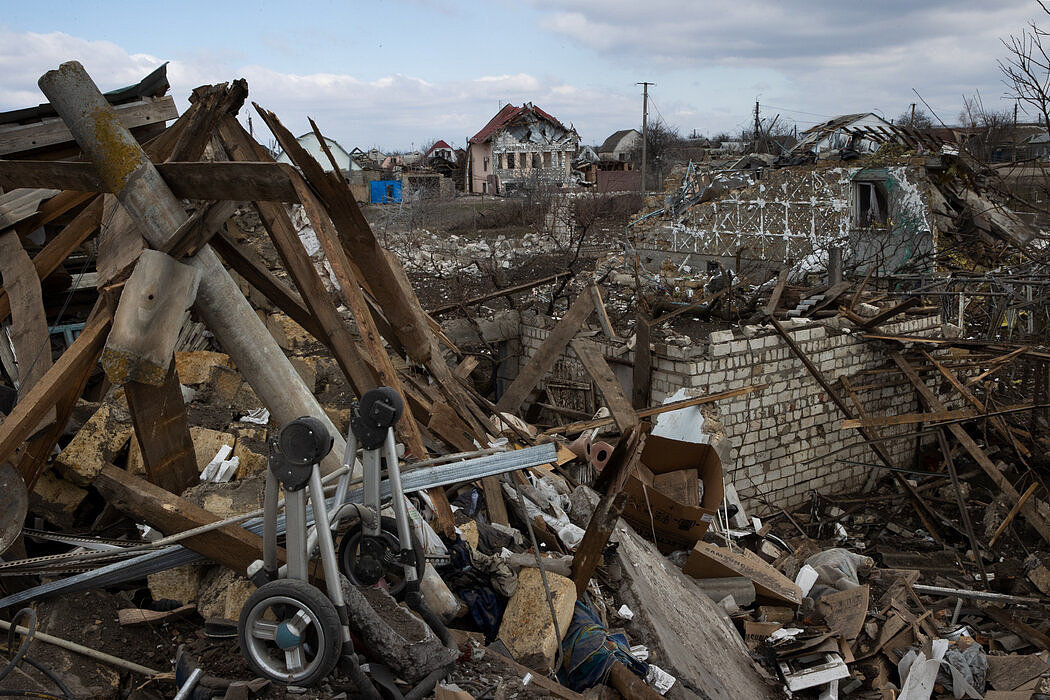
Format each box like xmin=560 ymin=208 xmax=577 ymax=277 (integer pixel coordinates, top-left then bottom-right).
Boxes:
xmin=570 ymin=337 xmax=637 ymax=431
xmin=571 ymin=426 xmax=644 ymax=595
xmin=0 ymin=229 xmax=53 ymax=407
xmin=0 ymin=306 xmax=111 ymax=482
xmin=124 ymin=360 xmax=198 ymax=494
xmin=889 ymin=350 xmax=1050 ymax=546
xmin=496 ymin=290 xmax=594 ymax=414
xmin=96 ymin=194 xmax=145 ymax=288
xmin=762 ymin=268 xmax=789 ymax=317
xmin=254 ymin=105 xmax=432 ymax=363
xmin=215 ymin=117 xmax=375 ymax=397
xmin=589 ymin=283 xmax=616 ymax=339
xmin=859 ymin=296 xmax=922 ymax=329
xmin=841 ymin=408 xmax=977 ymax=429
xmin=0 ymin=96 xmax=178 ymax=157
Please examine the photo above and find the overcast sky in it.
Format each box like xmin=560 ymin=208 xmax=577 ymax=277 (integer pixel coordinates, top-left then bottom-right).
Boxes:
xmin=1 ymin=1 xmax=1045 ymax=152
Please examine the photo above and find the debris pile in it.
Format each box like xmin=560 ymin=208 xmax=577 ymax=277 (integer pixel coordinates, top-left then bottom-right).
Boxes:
xmin=2 ymin=62 xmax=1050 ymax=700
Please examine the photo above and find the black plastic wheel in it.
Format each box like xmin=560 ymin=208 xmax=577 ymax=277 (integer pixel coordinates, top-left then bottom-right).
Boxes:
xmin=337 ymin=515 xmax=425 ymax=597
xmin=237 ymin=579 xmax=342 ymax=686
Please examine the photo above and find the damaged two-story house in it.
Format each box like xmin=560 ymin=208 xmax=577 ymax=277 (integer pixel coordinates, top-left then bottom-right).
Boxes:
xmin=466 ymin=102 xmax=579 ymax=195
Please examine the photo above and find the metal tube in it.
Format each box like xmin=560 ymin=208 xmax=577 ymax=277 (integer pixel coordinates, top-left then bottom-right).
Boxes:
xmin=0 ymin=619 xmax=161 ymax=676
xmin=911 ymin=584 xmax=1043 ymax=605
xmin=36 ymin=61 xmax=346 ymax=476
xmin=173 ymin=668 xmax=203 ymax=700
xmin=263 ymin=470 xmax=279 ymax=574
xmin=309 ymin=468 xmax=346 ymax=607
xmin=284 ymin=490 xmax=309 ymax=581
xmin=363 ymin=448 xmax=382 ymax=538
xmin=383 ymin=430 xmax=416 ymax=583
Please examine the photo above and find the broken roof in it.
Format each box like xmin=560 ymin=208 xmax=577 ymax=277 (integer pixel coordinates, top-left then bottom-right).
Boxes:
xmin=0 ymin=63 xmax=170 ymax=127
xmin=468 ymin=103 xmax=567 ymax=144
xmin=598 ymin=129 xmax=640 ymax=154
xmin=426 ymin=140 xmax=453 ymax=156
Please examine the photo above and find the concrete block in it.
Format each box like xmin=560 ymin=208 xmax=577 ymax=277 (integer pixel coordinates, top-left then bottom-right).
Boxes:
xmin=148 ymin=564 xmax=204 ymax=605
xmin=613 ymin=521 xmax=777 ymax=699
xmin=56 ymin=395 xmax=134 ymax=486
xmin=27 ymin=468 xmax=88 ymax=528
xmin=190 ymin=426 xmax=237 ymax=472
xmin=197 ymin=567 xmax=255 ymax=620
xmin=497 ymin=567 xmax=576 ymax=672
xmin=174 ymin=351 xmax=230 ymax=385
xmin=709 ymin=329 xmax=734 ymax=344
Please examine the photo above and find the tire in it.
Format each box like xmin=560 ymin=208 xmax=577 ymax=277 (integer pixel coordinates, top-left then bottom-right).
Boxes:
xmin=337 ymin=515 xmax=425 ymax=597
xmin=238 ymin=579 xmax=342 ymax=686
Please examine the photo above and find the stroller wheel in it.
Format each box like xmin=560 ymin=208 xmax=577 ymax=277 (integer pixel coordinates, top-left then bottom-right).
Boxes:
xmin=238 ymin=579 xmax=342 ymax=686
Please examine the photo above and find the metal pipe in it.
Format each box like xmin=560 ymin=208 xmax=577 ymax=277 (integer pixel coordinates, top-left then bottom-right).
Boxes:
xmin=0 ymin=619 xmax=161 ymax=676
xmin=911 ymin=584 xmax=1043 ymax=605
xmin=309 ymin=468 xmax=346 ymax=607
xmin=384 ymin=430 xmax=415 ymax=583
xmin=36 ymin=61 xmax=346 ymax=476
xmin=263 ymin=470 xmax=278 ymax=575
xmin=173 ymin=668 xmax=203 ymax=700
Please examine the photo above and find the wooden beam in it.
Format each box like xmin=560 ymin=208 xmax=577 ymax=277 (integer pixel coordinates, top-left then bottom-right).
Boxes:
xmin=124 ymin=360 xmax=198 ymax=494
xmin=650 ymin=281 xmax=739 ymax=327
xmin=426 ymin=272 xmax=570 ymax=315
xmin=215 ymin=117 xmax=375 ymax=397
xmin=0 ymin=306 xmax=111 ymax=483
xmin=841 ymin=408 xmax=977 ymax=429
xmin=101 ymin=250 xmax=199 ymax=386
xmin=570 ymin=338 xmax=638 ymax=432
xmin=0 ymin=159 xmax=299 ymax=202
xmin=452 ymin=355 xmax=479 ymax=381
xmin=921 ymin=349 xmax=1029 ymax=459
xmin=0 ymin=230 xmax=53 ymax=415
xmin=542 ymin=384 xmax=765 ymax=436
xmin=589 ymin=283 xmax=616 ymax=339
xmin=631 ymin=306 xmax=652 ymax=410
xmin=496 ymin=289 xmax=594 ymax=414
xmin=762 ymin=268 xmax=789 ymax=317
xmin=890 ymin=350 xmax=1050 ymax=545
xmin=859 ymin=296 xmax=923 ymax=329
xmin=254 ymin=105 xmax=433 ymax=363
xmin=0 ymin=96 xmax=178 ymax=157
xmin=571 ymin=426 xmax=644 ymax=595
xmin=989 ymin=482 xmax=1039 ymax=547
xmin=93 ymin=463 xmax=278 ymax=573
xmin=0 ymin=197 xmax=102 ymax=323
xmin=965 ymin=346 xmax=1029 ymax=386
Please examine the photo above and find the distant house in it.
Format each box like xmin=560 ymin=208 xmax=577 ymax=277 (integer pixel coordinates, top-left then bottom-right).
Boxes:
xmin=790 ymin=113 xmax=895 ymax=155
xmin=425 ymin=140 xmax=455 ymax=162
xmin=466 ymin=102 xmax=579 ymax=194
xmin=597 ymin=128 xmax=642 ymax=164
xmin=276 ymin=133 xmax=362 ymax=176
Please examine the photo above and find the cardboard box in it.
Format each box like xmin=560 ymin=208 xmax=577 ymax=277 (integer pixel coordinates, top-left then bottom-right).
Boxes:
xmin=620 ymin=434 xmax=723 ymax=552
xmin=683 ymin=541 xmax=803 ymax=607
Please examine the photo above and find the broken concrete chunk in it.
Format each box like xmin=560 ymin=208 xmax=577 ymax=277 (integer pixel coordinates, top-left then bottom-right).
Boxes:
xmin=189 ymin=427 xmax=238 ymax=472
xmin=174 ymin=350 xmax=230 ymax=385
xmin=27 ymin=467 xmax=88 ymax=528
xmin=55 ymin=394 xmax=134 ymax=486
xmin=148 ymin=564 xmax=204 ymax=606
xmin=264 ymin=312 xmax=313 ymax=350
xmin=183 ymin=476 xmax=265 ymax=519
xmin=496 ymin=567 xmax=576 ymax=672
xmin=341 ymin=580 xmax=457 ymax=684
xmin=197 ymin=567 xmax=256 ymax=620
xmin=613 ymin=520 xmax=778 ymax=699
xmin=289 ymin=356 xmax=317 ymax=393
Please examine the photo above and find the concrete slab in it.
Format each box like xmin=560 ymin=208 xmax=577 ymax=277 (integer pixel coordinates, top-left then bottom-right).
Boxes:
xmin=611 ymin=520 xmax=778 ymax=700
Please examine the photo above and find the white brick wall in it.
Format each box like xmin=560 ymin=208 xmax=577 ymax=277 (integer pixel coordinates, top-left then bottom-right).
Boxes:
xmin=517 ymin=313 xmax=956 ymax=511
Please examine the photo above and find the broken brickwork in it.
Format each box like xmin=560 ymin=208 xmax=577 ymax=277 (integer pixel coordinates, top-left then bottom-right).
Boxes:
xmin=521 ymin=312 xmax=963 ymax=510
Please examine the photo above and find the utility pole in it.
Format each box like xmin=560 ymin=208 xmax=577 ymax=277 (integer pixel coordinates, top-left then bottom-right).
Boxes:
xmin=753 ymin=100 xmax=761 ymax=153
xmin=638 ymin=81 xmax=654 ymax=193
xmin=910 ymin=102 xmax=916 ymax=127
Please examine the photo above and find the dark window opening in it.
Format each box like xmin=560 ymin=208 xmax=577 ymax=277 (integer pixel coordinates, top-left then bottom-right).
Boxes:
xmin=532 ymin=152 xmax=542 ymax=168
xmin=506 ymin=152 xmax=515 ymax=169
xmin=853 ymin=181 xmax=889 ymax=227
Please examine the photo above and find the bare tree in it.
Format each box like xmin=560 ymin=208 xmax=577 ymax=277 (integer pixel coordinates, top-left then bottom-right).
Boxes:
xmin=894 ymin=107 xmax=935 ymax=130
xmin=999 ymin=2 xmax=1050 ymax=130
